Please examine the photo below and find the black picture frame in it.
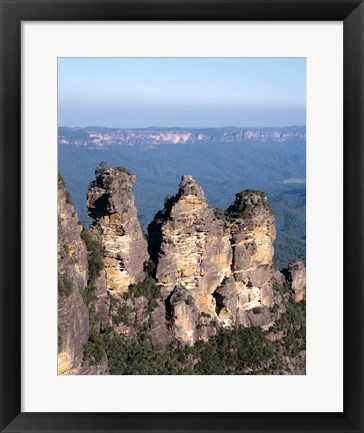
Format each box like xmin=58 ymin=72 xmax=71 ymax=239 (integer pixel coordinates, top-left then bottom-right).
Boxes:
xmin=0 ymin=1 xmax=363 ymax=432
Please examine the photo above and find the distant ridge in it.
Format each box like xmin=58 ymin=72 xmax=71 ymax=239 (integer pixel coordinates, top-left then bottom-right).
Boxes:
xmin=58 ymin=125 xmax=306 ymax=149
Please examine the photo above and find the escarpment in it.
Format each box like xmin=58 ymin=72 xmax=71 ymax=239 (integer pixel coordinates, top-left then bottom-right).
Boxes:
xmin=86 ymin=165 xmax=149 ymax=294
xmin=58 ymin=175 xmax=90 ymax=374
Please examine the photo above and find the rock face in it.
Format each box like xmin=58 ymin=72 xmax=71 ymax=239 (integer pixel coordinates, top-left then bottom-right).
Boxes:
xmin=96 ymin=271 xmax=111 ymax=324
xmin=222 ymin=190 xmax=281 ymax=328
xmin=287 ymin=260 xmax=306 ymax=302
xmin=58 ymin=176 xmax=90 ymax=374
xmin=150 ymin=301 xmax=170 ymax=348
xmin=58 ymin=167 xmax=305 ymax=373
xmin=150 ymin=176 xmax=231 ymax=302
xmin=148 ymin=176 xmax=231 ymax=344
xmin=149 ymin=177 xmax=283 ymax=345
xmin=87 ymin=166 xmax=149 ymax=295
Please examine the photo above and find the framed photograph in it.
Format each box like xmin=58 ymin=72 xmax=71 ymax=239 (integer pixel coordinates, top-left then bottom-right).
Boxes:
xmin=0 ymin=0 xmax=363 ymax=432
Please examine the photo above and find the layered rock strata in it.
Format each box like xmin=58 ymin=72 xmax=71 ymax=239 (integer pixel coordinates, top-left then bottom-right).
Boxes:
xmin=58 ymin=176 xmax=90 ymax=374
xmin=221 ymin=190 xmax=283 ymax=328
xmin=148 ymin=176 xmax=232 ymax=344
xmin=87 ymin=166 xmax=149 ymax=294
xmin=149 ymin=177 xmax=285 ymax=345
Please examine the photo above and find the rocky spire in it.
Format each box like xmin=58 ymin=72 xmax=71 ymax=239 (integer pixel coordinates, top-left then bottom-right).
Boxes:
xmin=178 ymin=175 xmax=206 ymax=199
xmin=87 ymin=165 xmax=149 ymax=294
xmin=58 ymin=175 xmax=90 ymax=374
xmin=226 ymin=189 xmax=278 ymax=304
xmin=149 ymin=180 xmax=285 ymax=345
xmin=148 ymin=175 xmax=232 ymax=344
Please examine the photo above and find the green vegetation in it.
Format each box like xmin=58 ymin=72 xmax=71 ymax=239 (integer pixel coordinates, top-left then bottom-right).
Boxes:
xmin=215 ymin=208 xmax=225 ymax=219
xmin=270 ymin=303 xmax=280 ymax=314
xmin=81 ymin=227 xmax=107 ymax=366
xmin=101 ymin=294 xmax=306 ymax=375
xmin=115 ymin=305 xmax=132 ymax=326
xmin=143 ymin=260 xmax=156 ymax=277
xmin=59 ymin=137 xmax=306 ymax=269
xmin=186 ymin=294 xmax=194 ymax=306
xmin=201 ymin=312 xmax=211 ymax=318
xmin=104 ymin=328 xmax=186 ymax=375
xmin=226 ymin=189 xmax=272 ymax=221
xmin=271 ymin=299 xmax=306 ymax=356
xmin=83 ymin=328 xmax=106 ymax=364
xmin=273 ymin=281 xmax=290 ymax=296
xmin=80 ymin=287 xmax=98 ymax=306
xmin=79 ymin=280 xmax=305 ymax=374
xmin=65 ymin=191 xmax=74 ymax=205
xmin=270 ymin=188 xmax=306 ymax=268
xmin=62 ymin=244 xmax=78 ymax=264
xmin=58 ymin=173 xmax=65 ymax=187
xmin=108 ymin=292 xmax=119 ymax=310
xmin=273 ymin=299 xmax=305 ymax=334
xmin=115 ymin=166 xmax=133 ymax=176
xmin=71 ymin=253 xmax=78 ymax=265
xmin=103 ymin=321 xmax=302 ymax=375
xmin=58 ymin=172 xmax=74 ymax=205
xmin=192 ymin=326 xmax=277 ymax=374
xmin=58 ymin=273 xmax=73 ymax=297
xmin=245 ymin=189 xmax=266 ymax=198
xmin=95 ymin=161 xmax=109 ymax=177
xmin=251 ymin=306 xmax=263 ymax=314
xmin=94 ymin=161 xmax=133 ymax=177
xmin=80 ymin=230 xmax=104 ymax=306
xmin=123 ymin=277 xmax=162 ymax=313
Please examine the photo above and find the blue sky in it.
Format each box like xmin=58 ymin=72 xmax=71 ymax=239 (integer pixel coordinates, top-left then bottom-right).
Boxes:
xmin=58 ymin=58 xmax=306 ymax=128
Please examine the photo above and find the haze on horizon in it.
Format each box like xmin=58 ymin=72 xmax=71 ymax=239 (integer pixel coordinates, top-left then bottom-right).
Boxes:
xmin=58 ymin=58 xmax=306 ymax=128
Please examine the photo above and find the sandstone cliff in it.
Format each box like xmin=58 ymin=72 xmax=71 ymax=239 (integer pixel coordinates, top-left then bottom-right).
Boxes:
xmin=59 ymin=166 xmax=306 ymax=374
xmin=148 ymin=176 xmax=232 ymax=344
xmin=221 ymin=190 xmax=284 ymax=328
xmin=287 ymin=260 xmax=306 ymax=302
xmin=86 ymin=165 xmax=149 ymax=295
xmin=86 ymin=165 xmax=170 ymax=347
xmin=148 ymin=177 xmax=285 ymax=345
xmin=58 ymin=175 xmax=90 ymax=374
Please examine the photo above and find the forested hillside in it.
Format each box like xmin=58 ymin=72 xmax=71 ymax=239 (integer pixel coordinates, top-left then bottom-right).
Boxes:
xmin=59 ymin=139 xmax=305 ymax=268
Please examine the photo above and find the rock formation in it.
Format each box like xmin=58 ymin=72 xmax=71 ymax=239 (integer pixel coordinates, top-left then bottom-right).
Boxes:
xmin=149 ymin=177 xmax=285 ymax=345
xmin=58 ymin=166 xmax=306 ymax=373
xmin=150 ymin=301 xmax=170 ymax=348
xmin=86 ymin=165 xmax=149 ymax=295
xmin=58 ymin=175 xmax=90 ymax=374
xmin=148 ymin=176 xmax=232 ymax=344
xmin=287 ymin=260 xmax=306 ymax=302
xmin=221 ymin=190 xmax=284 ymax=328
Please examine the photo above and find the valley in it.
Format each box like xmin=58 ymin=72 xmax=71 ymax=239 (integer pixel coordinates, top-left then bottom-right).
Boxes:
xmin=59 ymin=130 xmax=306 ymax=268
